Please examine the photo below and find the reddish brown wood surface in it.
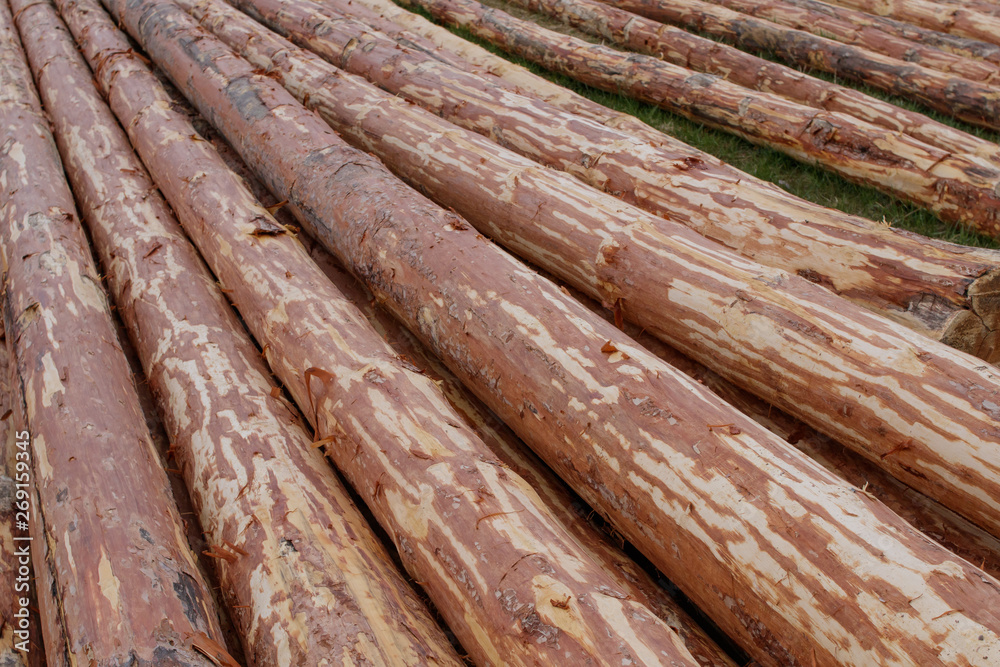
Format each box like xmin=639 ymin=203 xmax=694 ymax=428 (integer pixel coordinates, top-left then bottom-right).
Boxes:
xmin=185 ymin=0 xmax=1000 ymax=546
xmin=776 ymin=0 xmax=1000 ymax=67
xmin=34 ymin=0 xmax=466 ymax=663
xmin=116 ymin=0 xmax=1000 ymax=664
xmin=324 ymin=0 xmax=1000 ymax=364
xmin=75 ymin=0 xmax=704 ymax=663
xmin=0 ymin=0 xmax=227 ymax=663
xmin=393 ymin=0 xmax=1000 ymax=231
xmin=703 ymin=0 xmax=1000 ymax=82
xmin=594 ymin=0 xmax=1000 ymax=129
xmin=502 ymin=0 xmax=1000 ymax=168
xmin=823 ymin=0 xmax=1000 ymax=47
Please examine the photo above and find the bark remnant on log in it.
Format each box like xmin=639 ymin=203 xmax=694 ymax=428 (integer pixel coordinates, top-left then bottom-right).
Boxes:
xmin=132 ymin=1 xmax=1000 ymax=664
xmin=0 ymin=0 xmax=226 ymax=663
xmin=33 ymin=0 xmax=466 ymax=663
xmin=75 ymin=0 xmax=703 ymax=664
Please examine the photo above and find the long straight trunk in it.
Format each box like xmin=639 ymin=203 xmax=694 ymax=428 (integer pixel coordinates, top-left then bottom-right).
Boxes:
xmin=25 ymin=2 xmax=465 ymax=664
xmin=394 ymin=0 xmax=1000 ymax=231
xmin=703 ymin=0 xmax=1000 ymax=82
xmin=217 ymin=0 xmax=1000 ymax=363
xmin=303 ymin=245 xmax=739 ymax=667
xmin=326 ymin=0 xmax=1000 ymax=363
xmin=931 ymin=0 xmax=1000 ymax=17
xmin=185 ymin=0 xmax=1000 ymax=544
xmin=144 ymin=50 xmax=736 ymax=667
xmin=824 ymin=0 xmax=1000 ymax=47
xmin=592 ymin=0 xmax=1000 ymax=129
xmin=113 ymin=0 xmax=1000 ymax=664
xmin=0 ymin=329 xmax=45 ymax=666
xmin=69 ymin=1 xmax=702 ymax=664
xmin=778 ymin=0 xmax=1000 ymax=67
xmin=580 ymin=301 xmax=1000 ymax=581
xmin=0 ymin=2 xmax=227 ymax=664
xmin=490 ymin=0 xmax=1000 ymax=168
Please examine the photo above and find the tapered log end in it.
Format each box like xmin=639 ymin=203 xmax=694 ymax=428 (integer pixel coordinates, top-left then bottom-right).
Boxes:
xmin=941 ymin=268 xmax=1000 ymax=363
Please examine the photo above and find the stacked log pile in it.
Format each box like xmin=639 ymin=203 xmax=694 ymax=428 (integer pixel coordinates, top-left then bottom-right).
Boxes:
xmin=4 ymin=0 xmax=1000 ymax=664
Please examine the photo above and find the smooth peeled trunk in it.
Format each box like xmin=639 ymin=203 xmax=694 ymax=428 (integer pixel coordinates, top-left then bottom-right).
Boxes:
xmin=702 ymin=0 xmax=1000 ymax=83
xmin=71 ymin=1 xmax=702 ymax=664
xmin=111 ymin=0 xmax=1000 ymax=664
xmin=26 ymin=1 xmax=465 ymax=664
xmin=596 ymin=0 xmax=1000 ymax=130
xmin=0 ymin=1 xmax=227 ymax=663
xmin=823 ymin=0 xmax=1000 ymax=47
xmin=186 ymin=0 xmax=1000 ymax=548
xmin=329 ymin=0 xmax=1000 ymax=363
xmin=505 ymin=0 xmax=1000 ymax=168
xmin=394 ymin=0 xmax=1000 ymax=234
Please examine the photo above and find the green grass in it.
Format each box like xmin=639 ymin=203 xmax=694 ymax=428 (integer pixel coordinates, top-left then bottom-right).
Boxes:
xmin=413 ymin=0 xmax=1000 ymax=250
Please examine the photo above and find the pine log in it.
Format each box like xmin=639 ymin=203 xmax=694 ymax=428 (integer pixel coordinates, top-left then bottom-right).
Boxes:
xmin=592 ymin=0 xmax=1000 ymax=130
xmin=307 ymin=245 xmax=739 ymax=667
xmin=702 ymin=0 xmax=1000 ymax=83
xmin=574 ymin=297 xmax=1000 ymax=582
xmin=157 ymin=69 xmax=737 ymax=665
xmin=775 ymin=0 xmax=1000 ymax=67
xmin=823 ymin=0 xmax=1000 ymax=47
xmin=0 ymin=330 xmax=45 ymax=665
xmin=490 ymin=0 xmax=1000 ymax=168
xmin=72 ymin=1 xmax=703 ymax=663
xmin=327 ymin=0 xmax=1000 ymax=364
xmin=112 ymin=0 xmax=1000 ymax=663
xmin=394 ymin=0 xmax=1000 ymax=230
xmin=28 ymin=1 xmax=467 ymax=664
xmin=184 ymin=0 xmax=1000 ymax=544
xmin=217 ymin=0 xmax=1000 ymax=359
xmin=931 ymin=0 xmax=1000 ymax=16
xmin=0 ymin=2 xmax=230 ymax=663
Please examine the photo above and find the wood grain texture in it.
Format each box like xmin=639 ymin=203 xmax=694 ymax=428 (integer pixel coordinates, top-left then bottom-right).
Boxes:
xmin=151 ymin=66 xmax=735 ymax=665
xmin=142 ymin=1 xmax=1000 ymax=664
xmin=324 ymin=0 xmax=1000 ymax=362
xmin=701 ymin=0 xmax=1000 ymax=83
xmin=505 ymin=0 xmax=1000 ymax=167
xmin=599 ymin=0 xmax=1000 ymax=130
xmin=0 ymin=323 xmax=44 ymax=667
xmin=186 ymin=0 xmax=1000 ymax=549
xmin=393 ymin=0 xmax=1000 ymax=234
xmin=0 ymin=0 xmax=226 ymax=663
xmin=822 ymin=0 xmax=1000 ymax=47
xmin=36 ymin=0 xmax=464 ymax=664
xmin=78 ymin=0 xmax=702 ymax=664
xmin=775 ymin=0 xmax=1000 ymax=67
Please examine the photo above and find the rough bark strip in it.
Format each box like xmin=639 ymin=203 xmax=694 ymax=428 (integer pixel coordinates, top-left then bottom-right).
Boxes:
xmin=107 ymin=0 xmax=1000 ymax=664
xmin=0 ymin=2 xmax=229 ymax=664
xmin=184 ymin=0 xmax=1000 ymax=545
xmin=27 ymin=1 xmax=465 ymax=664
xmin=930 ymin=0 xmax=1000 ymax=17
xmin=594 ymin=0 xmax=1000 ymax=130
xmin=822 ymin=0 xmax=1000 ymax=47
xmin=325 ymin=0 xmax=1000 ymax=363
xmin=68 ymin=1 xmax=702 ymax=664
xmin=701 ymin=0 xmax=1000 ymax=83
xmin=502 ymin=0 xmax=1000 ymax=168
